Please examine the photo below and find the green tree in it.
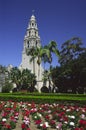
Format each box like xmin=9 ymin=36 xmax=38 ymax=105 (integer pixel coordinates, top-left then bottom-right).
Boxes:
xmin=0 ymin=65 xmax=8 ymax=91
xmin=9 ymin=67 xmax=36 ymax=91
xmin=44 ymin=41 xmax=60 ymax=66
xmin=9 ymin=67 xmax=22 ymax=90
xmin=52 ymin=37 xmax=86 ymax=93
xmin=2 ymin=81 xmax=13 ymax=93
xmin=21 ymin=69 xmax=36 ymax=91
xmin=36 ymin=46 xmax=51 ymax=79
xmin=26 ymin=41 xmax=60 ymax=93
xmin=26 ymin=46 xmax=51 ymax=80
xmin=59 ymin=37 xmax=84 ymax=65
xmin=43 ymin=41 xmax=60 ymax=92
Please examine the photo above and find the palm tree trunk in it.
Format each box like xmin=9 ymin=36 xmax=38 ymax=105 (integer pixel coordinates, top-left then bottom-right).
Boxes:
xmin=38 ymin=64 xmax=40 ymax=81
xmin=33 ymin=59 xmax=35 ymax=74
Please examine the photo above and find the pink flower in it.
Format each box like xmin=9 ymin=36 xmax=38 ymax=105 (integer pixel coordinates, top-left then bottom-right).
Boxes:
xmin=56 ymin=123 xmax=62 ymax=129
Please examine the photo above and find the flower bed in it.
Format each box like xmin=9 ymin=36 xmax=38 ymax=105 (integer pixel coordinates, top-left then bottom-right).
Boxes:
xmin=0 ymin=101 xmax=86 ymax=130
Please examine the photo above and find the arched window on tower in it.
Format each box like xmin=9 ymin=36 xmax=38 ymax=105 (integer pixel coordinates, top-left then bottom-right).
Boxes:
xmin=35 ymin=31 xmax=36 ymax=36
xmin=36 ymin=41 xmax=37 ymax=47
xmin=29 ymin=31 xmax=30 ymax=36
xmin=32 ymin=23 xmax=34 ymax=27
xmin=27 ymin=41 xmax=30 ymax=48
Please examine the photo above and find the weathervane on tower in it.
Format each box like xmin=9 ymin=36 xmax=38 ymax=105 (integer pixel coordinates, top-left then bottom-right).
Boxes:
xmin=32 ymin=10 xmax=35 ymax=15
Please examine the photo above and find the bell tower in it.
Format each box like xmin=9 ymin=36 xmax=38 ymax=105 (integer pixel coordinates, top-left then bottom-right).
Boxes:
xmin=19 ymin=14 xmax=43 ymax=91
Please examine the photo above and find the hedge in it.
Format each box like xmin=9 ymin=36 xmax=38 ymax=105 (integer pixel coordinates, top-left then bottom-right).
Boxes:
xmin=0 ymin=93 xmax=86 ymax=105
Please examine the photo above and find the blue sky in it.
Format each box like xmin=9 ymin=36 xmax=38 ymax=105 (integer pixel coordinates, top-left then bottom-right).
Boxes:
xmin=0 ymin=0 xmax=86 ymax=67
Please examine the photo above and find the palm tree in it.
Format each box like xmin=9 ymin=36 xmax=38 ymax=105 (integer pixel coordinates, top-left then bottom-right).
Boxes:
xmin=26 ymin=47 xmax=36 ymax=74
xmin=26 ymin=45 xmax=51 ymax=81
xmin=47 ymin=41 xmax=60 ymax=64
xmin=34 ymin=46 xmax=51 ymax=80
xmin=10 ymin=67 xmax=22 ymax=90
xmin=10 ymin=67 xmax=36 ymax=91
xmin=26 ymin=41 xmax=60 ymax=92
xmin=21 ymin=69 xmax=36 ymax=91
xmin=43 ymin=41 xmax=60 ymax=92
xmin=0 ymin=65 xmax=7 ymax=90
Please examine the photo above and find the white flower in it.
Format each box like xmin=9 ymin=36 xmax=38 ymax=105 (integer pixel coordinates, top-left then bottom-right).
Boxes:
xmin=53 ymin=103 xmax=57 ymax=106
xmin=70 ymin=115 xmax=75 ymax=119
xmin=28 ymin=104 xmax=31 ymax=106
xmin=25 ymin=120 xmax=30 ymax=125
xmin=23 ymin=119 xmax=26 ymax=123
xmin=76 ymin=108 xmax=79 ymax=111
xmin=34 ymin=108 xmax=37 ymax=111
xmin=56 ymin=123 xmax=62 ymax=129
xmin=66 ymin=109 xmax=71 ymax=112
xmin=40 ymin=123 xmax=43 ymax=127
xmin=82 ymin=109 xmax=85 ymax=112
xmin=38 ymin=113 xmax=42 ymax=117
xmin=45 ymin=122 xmax=50 ymax=127
xmin=4 ymin=105 xmax=7 ymax=107
xmin=2 ymin=118 xmax=7 ymax=122
xmin=34 ymin=116 xmax=37 ymax=119
xmin=22 ymin=105 xmax=26 ymax=108
xmin=68 ymin=115 xmax=71 ymax=118
xmin=64 ymin=121 xmax=68 ymax=124
xmin=11 ymin=105 xmax=13 ymax=107
xmin=63 ymin=108 xmax=66 ymax=110
xmin=15 ymin=116 xmax=18 ymax=119
xmin=56 ymin=126 xmax=59 ymax=129
xmin=48 ymin=110 xmax=51 ymax=113
xmin=80 ymin=114 xmax=85 ymax=119
xmin=69 ymin=122 xmax=75 ymax=126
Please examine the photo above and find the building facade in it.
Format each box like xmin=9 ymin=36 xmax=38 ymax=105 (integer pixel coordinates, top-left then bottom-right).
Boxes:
xmin=19 ymin=15 xmax=43 ymax=91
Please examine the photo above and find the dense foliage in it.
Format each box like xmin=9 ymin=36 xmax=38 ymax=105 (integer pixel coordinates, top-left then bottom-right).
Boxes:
xmin=51 ymin=37 xmax=86 ymax=93
xmin=9 ymin=67 xmax=36 ymax=91
xmin=2 ymin=81 xmax=13 ymax=93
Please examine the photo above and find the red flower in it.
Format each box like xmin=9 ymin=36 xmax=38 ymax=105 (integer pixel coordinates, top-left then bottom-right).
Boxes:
xmin=74 ymin=128 xmax=84 ymax=130
xmin=27 ymin=128 xmax=31 ymax=130
xmin=50 ymin=120 xmax=55 ymax=125
xmin=63 ymin=116 xmax=68 ymax=121
xmin=5 ymin=124 xmax=11 ymax=129
xmin=21 ymin=123 xmax=26 ymax=129
xmin=45 ymin=115 xmax=50 ymax=120
xmin=79 ymin=119 xmax=86 ymax=126
xmin=35 ymin=120 xmax=41 ymax=125
xmin=42 ymin=124 xmax=47 ymax=129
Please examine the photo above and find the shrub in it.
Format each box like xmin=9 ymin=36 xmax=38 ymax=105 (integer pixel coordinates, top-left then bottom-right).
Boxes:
xmin=2 ymin=81 xmax=13 ymax=93
xmin=41 ymin=86 xmax=49 ymax=93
